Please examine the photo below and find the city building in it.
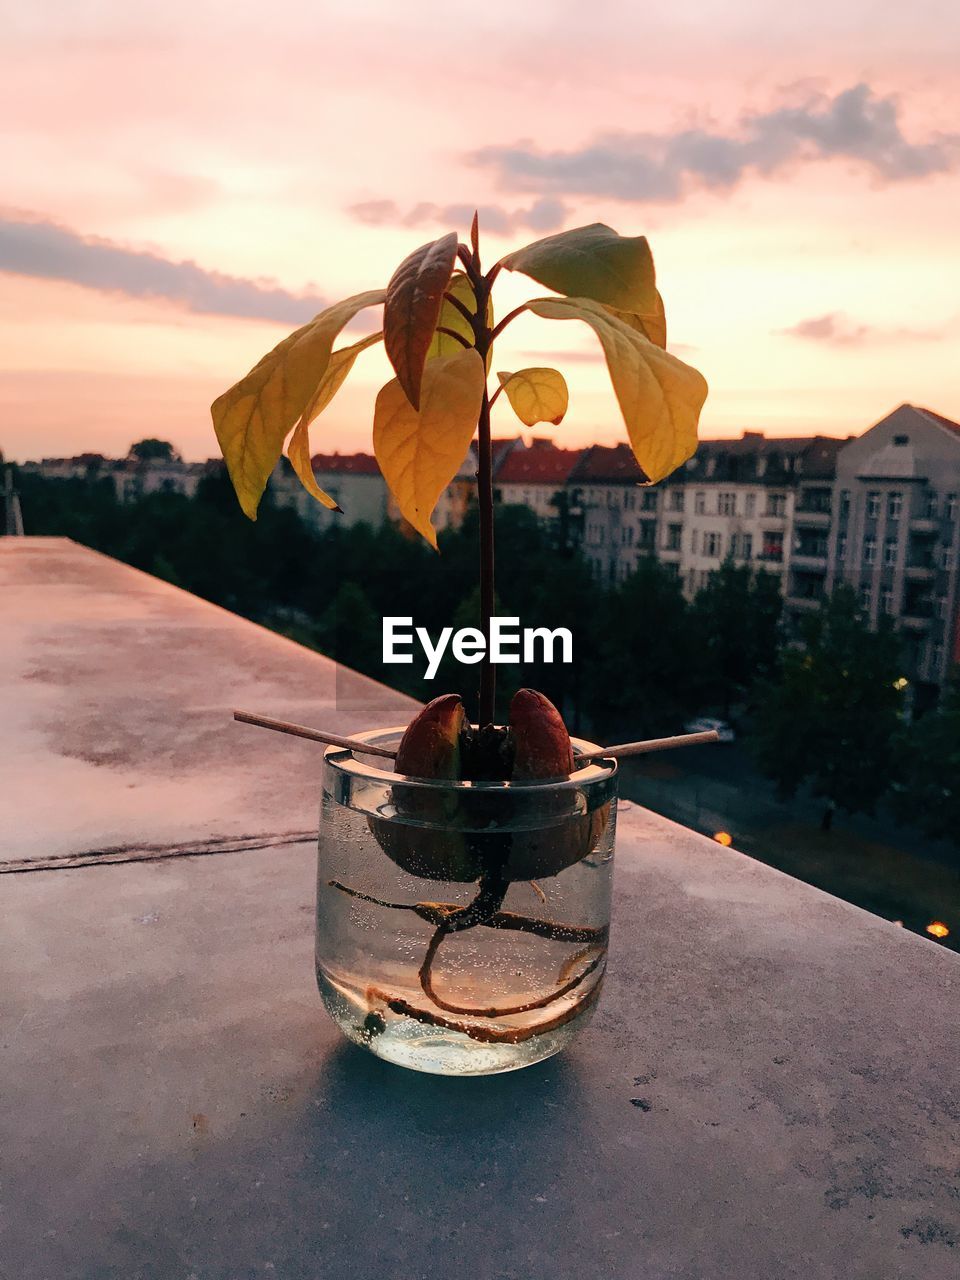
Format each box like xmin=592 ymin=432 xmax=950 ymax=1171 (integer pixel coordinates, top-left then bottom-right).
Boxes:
xmin=565 ymin=445 xmax=656 ymax=583
xmin=271 ymin=453 xmax=389 ymax=530
xmin=661 ymin=435 xmax=844 ymax=599
xmin=21 ymin=453 xmax=206 ymax=500
xmin=823 ymin=404 xmax=960 ymax=708
xmin=494 ymin=439 xmax=582 ymax=522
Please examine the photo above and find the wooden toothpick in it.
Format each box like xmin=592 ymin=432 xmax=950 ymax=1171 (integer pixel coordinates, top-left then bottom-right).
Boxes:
xmin=233 ymin=710 xmax=719 ymax=763
xmin=232 ymin=711 xmax=397 ymax=758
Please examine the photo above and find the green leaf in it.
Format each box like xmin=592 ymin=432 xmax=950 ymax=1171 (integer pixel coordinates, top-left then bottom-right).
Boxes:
xmin=210 ymin=290 xmax=385 ymax=519
xmin=287 ymin=331 xmax=383 ymax=509
xmin=496 ymin=368 xmax=569 ymax=427
xmin=606 ymin=289 xmax=667 ymax=349
xmin=500 ymin=223 xmax=657 ymax=315
xmin=384 ymin=231 xmax=458 ymax=411
xmin=373 ymin=348 xmax=485 ymax=549
xmin=527 ymin=295 xmax=707 ymax=483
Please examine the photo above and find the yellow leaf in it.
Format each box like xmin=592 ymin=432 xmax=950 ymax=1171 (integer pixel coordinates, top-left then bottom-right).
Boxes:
xmin=426 ymin=272 xmax=493 ymax=366
xmin=527 ymin=296 xmax=707 ymax=483
xmin=384 ymin=232 xmax=458 ymax=410
xmin=211 ymin=290 xmax=385 ymax=519
xmin=606 ymin=290 xmax=667 ymax=349
xmin=373 ymin=348 xmax=485 ymax=549
xmin=287 ymin=332 xmax=383 ymax=509
xmin=500 ymin=224 xmax=656 ymax=315
xmin=496 ymin=368 xmax=569 ymax=427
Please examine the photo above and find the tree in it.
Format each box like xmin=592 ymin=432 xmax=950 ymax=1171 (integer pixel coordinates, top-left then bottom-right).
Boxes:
xmin=128 ymin=438 xmax=182 ymax=462
xmin=751 ymin=586 xmax=903 ymax=829
xmin=689 ymin=562 xmax=782 ymax=714
xmin=315 ymin=582 xmax=382 ymax=677
xmin=587 ymin=558 xmax=697 ymax=739
xmin=893 ymin=670 xmax=960 ymax=850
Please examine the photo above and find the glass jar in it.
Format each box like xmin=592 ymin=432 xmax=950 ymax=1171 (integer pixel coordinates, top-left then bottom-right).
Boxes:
xmin=316 ymin=728 xmax=618 ymax=1076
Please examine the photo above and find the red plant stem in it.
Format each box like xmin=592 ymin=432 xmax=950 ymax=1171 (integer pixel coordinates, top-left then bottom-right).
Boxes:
xmin=442 ymin=291 xmax=475 ymax=325
xmin=475 ymin=381 xmax=496 ymax=726
xmin=467 ymin=235 xmax=497 ymax=728
xmin=435 ymin=325 xmax=472 ymax=348
xmin=490 ymin=303 xmax=530 ymax=342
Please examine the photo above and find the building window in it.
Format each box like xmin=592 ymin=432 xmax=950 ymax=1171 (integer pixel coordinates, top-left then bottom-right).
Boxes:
xmin=863 ymin=537 xmax=877 ymax=564
xmin=745 ymin=493 xmax=756 ymax=517
xmin=740 ymin=532 xmax=753 ymax=559
xmin=691 ymin=529 xmax=699 ymax=553
xmin=622 ymin=525 xmax=634 ymax=546
xmin=704 ymin=532 xmax=722 ymax=557
xmin=936 ymin=595 xmax=949 ymax=620
xmin=884 ymin=537 xmax=898 ymax=566
xmin=860 ymin=585 xmax=872 ymax=610
xmin=718 ymin=492 xmax=736 ymax=516
xmin=867 ymin=492 xmax=881 ymax=519
xmin=670 ymin=490 xmax=685 ymax=512
xmin=762 ymin=531 xmax=784 ymax=562
xmin=880 ymin=587 xmax=894 ymax=614
xmin=641 ymin=490 xmax=658 ymax=511
xmin=694 ymin=491 xmax=706 ymax=515
xmin=623 ymin=490 xmax=636 ymax=511
xmin=766 ymin=493 xmax=787 ymax=517
xmin=947 ymin=494 xmax=958 ymax=521
xmin=893 ymin=434 xmax=909 ymax=446
xmin=837 ymin=535 xmax=847 ymax=561
xmin=666 ymin=523 xmax=682 ymax=551
xmin=939 ymin=545 xmax=955 ymax=570
xmin=839 ymin=490 xmax=851 ymax=518
xmin=887 ymin=492 xmax=903 ymax=520
xmin=926 ymin=493 xmax=939 ymax=519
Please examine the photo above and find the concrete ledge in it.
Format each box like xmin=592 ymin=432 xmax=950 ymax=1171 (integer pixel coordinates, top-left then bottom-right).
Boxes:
xmin=2 ymin=539 xmax=958 ymax=1278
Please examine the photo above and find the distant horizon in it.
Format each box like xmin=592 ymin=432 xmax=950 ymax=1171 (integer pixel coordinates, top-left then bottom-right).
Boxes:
xmin=15 ymin=404 xmax=960 ymax=468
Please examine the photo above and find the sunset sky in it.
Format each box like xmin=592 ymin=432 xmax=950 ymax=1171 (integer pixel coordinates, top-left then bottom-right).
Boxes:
xmin=2 ymin=0 xmax=959 ymax=462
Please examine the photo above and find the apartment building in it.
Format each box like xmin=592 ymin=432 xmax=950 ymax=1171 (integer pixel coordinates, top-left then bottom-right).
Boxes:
xmin=822 ymin=404 xmax=960 ymax=706
xmin=783 ymin=440 xmax=842 ymax=612
xmin=22 ymin=453 xmax=207 ymax=499
xmin=494 ymin=440 xmax=582 ymax=537
xmin=271 ymin=453 xmax=390 ymax=530
xmin=566 ymin=445 xmax=658 ymax=583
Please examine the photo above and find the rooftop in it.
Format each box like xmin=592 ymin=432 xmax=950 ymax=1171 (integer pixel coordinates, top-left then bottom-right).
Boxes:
xmin=570 ymin=442 xmax=645 ymax=484
xmin=496 ymin=442 xmax=582 ymax=485
xmin=914 ymin=404 xmax=960 ymax=439
xmin=2 ymin=538 xmax=958 ymax=1277
xmin=308 ymin=452 xmax=383 ymax=476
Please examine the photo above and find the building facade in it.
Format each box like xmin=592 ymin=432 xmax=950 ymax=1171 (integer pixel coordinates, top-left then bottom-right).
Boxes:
xmin=822 ymin=405 xmax=960 ymax=706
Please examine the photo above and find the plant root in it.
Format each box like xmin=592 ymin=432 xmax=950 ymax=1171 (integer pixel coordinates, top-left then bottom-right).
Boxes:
xmin=417 ymin=924 xmax=605 ymax=1018
xmin=329 ymin=875 xmax=607 ymax=1041
xmin=366 ymin=971 xmax=606 ymax=1045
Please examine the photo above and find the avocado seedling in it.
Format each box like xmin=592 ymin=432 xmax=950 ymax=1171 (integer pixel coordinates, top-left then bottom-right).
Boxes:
xmin=212 ymin=216 xmax=707 ymax=1047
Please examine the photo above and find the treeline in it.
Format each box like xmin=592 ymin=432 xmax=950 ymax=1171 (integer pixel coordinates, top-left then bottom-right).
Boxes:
xmin=14 ymin=467 xmax=959 ymax=846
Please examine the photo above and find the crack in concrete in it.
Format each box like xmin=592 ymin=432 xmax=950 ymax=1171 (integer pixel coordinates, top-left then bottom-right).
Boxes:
xmin=0 ymin=829 xmax=316 ymax=875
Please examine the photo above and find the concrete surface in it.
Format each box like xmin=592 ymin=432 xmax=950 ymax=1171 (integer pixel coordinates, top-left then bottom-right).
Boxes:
xmin=0 ymin=538 xmax=418 ymax=866
xmin=1 ymin=539 xmax=958 ymax=1279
